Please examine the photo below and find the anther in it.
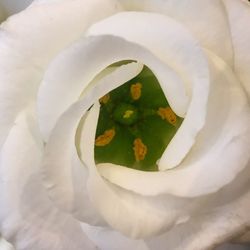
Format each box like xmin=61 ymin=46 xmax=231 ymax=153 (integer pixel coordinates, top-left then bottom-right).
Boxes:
xmin=157 ymin=107 xmax=177 ymax=126
xmin=95 ymin=129 xmax=115 ymax=146
xmin=130 ymin=83 xmax=142 ymax=100
xmin=99 ymin=94 xmax=110 ymax=104
xmin=133 ymin=138 xmax=147 ymax=161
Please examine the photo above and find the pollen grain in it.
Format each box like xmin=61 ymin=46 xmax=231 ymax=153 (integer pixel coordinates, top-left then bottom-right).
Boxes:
xmin=157 ymin=107 xmax=177 ymax=126
xmin=99 ymin=94 xmax=110 ymax=104
xmin=95 ymin=129 xmax=115 ymax=146
xmin=130 ymin=83 xmax=142 ymax=100
xmin=133 ymin=138 xmax=147 ymax=162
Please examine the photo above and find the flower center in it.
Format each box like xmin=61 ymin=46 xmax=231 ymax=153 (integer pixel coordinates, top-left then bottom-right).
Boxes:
xmin=113 ymin=103 xmax=138 ymax=125
xmin=94 ymin=65 xmax=183 ymax=171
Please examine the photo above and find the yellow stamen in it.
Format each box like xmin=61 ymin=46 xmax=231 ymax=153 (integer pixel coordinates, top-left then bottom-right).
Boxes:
xmin=133 ymin=138 xmax=147 ymax=162
xmin=130 ymin=83 xmax=142 ymax=100
xmin=157 ymin=107 xmax=177 ymax=126
xmin=123 ymin=110 xmax=134 ymax=119
xmin=95 ymin=129 xmax=115 ymax=146
xmin=99 ymin=94 xmax=110 ymax=104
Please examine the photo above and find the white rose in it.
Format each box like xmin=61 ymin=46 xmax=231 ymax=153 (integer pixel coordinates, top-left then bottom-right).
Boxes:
xmin=0 ymin=0 xmax=250 ymax=250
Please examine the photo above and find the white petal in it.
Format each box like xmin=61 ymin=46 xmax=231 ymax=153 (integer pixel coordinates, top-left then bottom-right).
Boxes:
xmin=87 ymin=11 xmax=209 ymax=116
xmin=87 ymin=11 xmax=210 ymax=169
xmin=38 ymin=34 xmax=188 ymax=142
xmin=43 ymin=58 xmax=192 ymax=238
xmin=0 ymin=0 xmax=121 ymax=148
xmin=81 ymin=171 xmax=250 ymax=250
xmin=222 ymin=0 xmax=250 ymax=98
xmin=145 ymin=171 xmax=250 ymax=250
xmin=42 ymin=60 xmax=141 ymax=217
xmin=97 ymin=51 xmax=250 ymax=197
xmin=0 ymin=237 xmax=14 ymax=250
xmin=0 ymin=107 xmax=95 ymax=250
xmin=81 ymin=223 xmax=149 ymax=250
xmin=140 ymin=158 xmax=250 ymax=249
xmin=118 ymin=0 xmax=234 ymax=65
xmin=38 ymin=36 xmax=144 ymax=141
xmin=81 ymin=103 xmax=188 ymax=238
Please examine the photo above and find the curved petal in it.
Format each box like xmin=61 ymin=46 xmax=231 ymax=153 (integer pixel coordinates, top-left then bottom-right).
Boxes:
xmin=80 ymin=102 xmax=188 ymax=238
xmin=42 ymin=56 xmax=194 ymax=238
xmin=145 ymin=176 xmax=250 ymax=250
xmin=0 ymin=0 xmax=121 ymax=148
xmin=118 ymin=0 xmax=234 ymax=65
xmin=87 ymin=11 xmax=210 ymax=170
xmin=0 ymin=237 xmax=14 ymax=250
xmin=97 ymin=51 xmax=250 ymax=197
xmin=222 ymin=0 xmax=250 ymax=98
xmin=0 ymin=107 xmax=95 ymax=250
xmin=81 ymin=223 xmax=149 ymax=250
xmin=37 ymin=34 xmax=187 ymax=141
xmin=42 ymin=60 xmax=141 ymax=216
xmin=87 ymin=158 xmax=250 ymax=249
xmin=39 ymin=35 xmax=250 ymax=239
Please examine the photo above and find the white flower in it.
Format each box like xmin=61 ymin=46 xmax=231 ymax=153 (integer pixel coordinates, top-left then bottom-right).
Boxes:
xmin=0 ymin=0 xmax=250 ymax=250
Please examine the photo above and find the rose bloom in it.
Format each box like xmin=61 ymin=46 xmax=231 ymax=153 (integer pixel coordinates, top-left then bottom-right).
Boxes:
xmin=0 ymin=0 xmax=250 ymax=249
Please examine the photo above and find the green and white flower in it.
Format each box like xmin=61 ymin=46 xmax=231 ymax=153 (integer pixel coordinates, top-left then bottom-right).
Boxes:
xmin=0 ymin=0 xmax=250 ymax=249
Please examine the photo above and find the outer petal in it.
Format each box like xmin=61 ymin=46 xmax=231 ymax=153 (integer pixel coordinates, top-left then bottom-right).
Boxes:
xmin=87 ymin=159 xmax=250 ymax=249
xmin=145 ymin=174 xmax=250 ymax=250
xmin=222 ymin=0 xmax=250 ymax=98
xmin=81 ymin=223 xmax=149 ymax=250
xmin=118 ymin=0 xmax=234 ymax=65
xmin=0 ymin=0 xmax=121 ymax=148
xmin=0 ymin=237 xmax=14 ymax=250
xmin=0 ymin=108 xmax=95 ymax=250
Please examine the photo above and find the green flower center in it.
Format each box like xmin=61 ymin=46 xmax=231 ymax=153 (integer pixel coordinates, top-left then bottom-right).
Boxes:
xmin=113 ymin=103 xmax=138 ymax=125
xmin=94 ymin=65 xmax=183 ymax=171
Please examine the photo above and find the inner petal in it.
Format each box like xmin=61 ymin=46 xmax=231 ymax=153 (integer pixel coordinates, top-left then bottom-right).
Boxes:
xmin=97 ymin=51 xmax=250 ymax=197
xmin=87 ymin=11 xmax=210 ymax=170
